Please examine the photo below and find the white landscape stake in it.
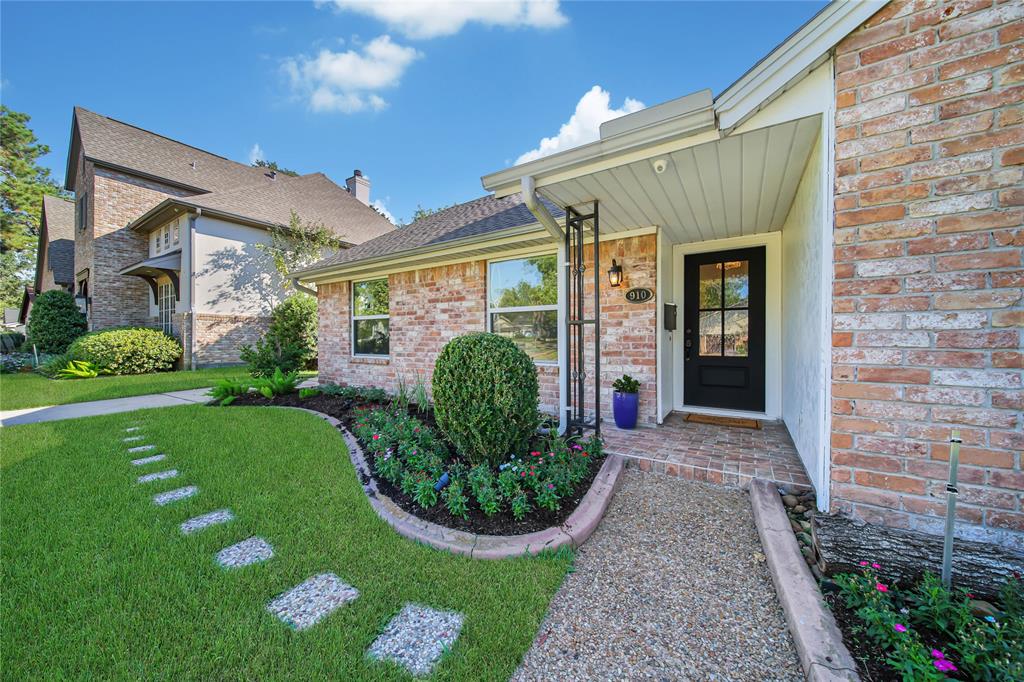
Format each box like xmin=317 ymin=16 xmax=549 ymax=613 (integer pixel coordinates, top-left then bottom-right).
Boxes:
xmin=941 ymin=429 xmax=961 ymax=589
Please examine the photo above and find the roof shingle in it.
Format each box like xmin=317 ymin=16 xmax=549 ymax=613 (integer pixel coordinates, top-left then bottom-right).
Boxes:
xmin=40 ymin=195 xmax=75 ymax=287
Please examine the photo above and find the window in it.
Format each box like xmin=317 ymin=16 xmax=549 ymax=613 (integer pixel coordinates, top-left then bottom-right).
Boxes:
xmin=158 ymin=282 xmax=174 ymax=336
xmin=162 ymin=225 xmax=170 ymax=249
xmin=352 ymin=279 xmax=389 ymax=356
xmin=488 ymin=254 xmax=558 ymax=363
xmin=698 ymin=259 xmax=749 ymax=357
xmin=75 ymin=193 xmax=88 ymax=232
xmin=172 ymin=221 xmax=180 ymax=245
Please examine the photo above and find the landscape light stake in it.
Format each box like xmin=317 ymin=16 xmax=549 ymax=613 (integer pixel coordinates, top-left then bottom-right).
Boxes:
xmin=941 ymin=429 xmax=961 ymax=589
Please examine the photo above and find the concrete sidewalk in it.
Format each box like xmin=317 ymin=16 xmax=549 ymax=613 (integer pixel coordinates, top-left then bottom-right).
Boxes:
xmin=0 ymin=388 xmax=211 ymax=427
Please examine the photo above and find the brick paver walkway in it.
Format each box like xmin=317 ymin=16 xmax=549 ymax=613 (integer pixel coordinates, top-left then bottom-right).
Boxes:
xmin=601 ymin=412 xmax=811 ymax=490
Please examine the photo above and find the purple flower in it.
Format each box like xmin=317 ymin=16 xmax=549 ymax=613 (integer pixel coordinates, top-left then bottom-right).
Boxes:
xmin=893 ymin=623 xmax=907 ymax=633
xmin=934 ymin=659 xmax=957 ymax=673
xmin=931 ymin=649 xmax=945 ymax=659
xmin=859 ymin=561 xmax=869 ymax=566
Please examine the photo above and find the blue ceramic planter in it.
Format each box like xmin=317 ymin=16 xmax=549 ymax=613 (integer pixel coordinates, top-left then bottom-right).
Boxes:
xmin=612 ymin=391 xmax=639 ymax=429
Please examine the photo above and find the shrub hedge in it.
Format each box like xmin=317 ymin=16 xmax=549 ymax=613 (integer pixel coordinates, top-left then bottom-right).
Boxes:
xmin=432 ymin=333 xmax=539 ymax=466
xmin=68 ymin=327 xmax=181 ymax=375
xmin=26 ymin=290 xmax=86 ymax=353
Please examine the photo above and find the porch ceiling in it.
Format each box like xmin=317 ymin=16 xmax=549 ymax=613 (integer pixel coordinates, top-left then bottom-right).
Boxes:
xmin=537 ymin=115 xmax=820 ymax=244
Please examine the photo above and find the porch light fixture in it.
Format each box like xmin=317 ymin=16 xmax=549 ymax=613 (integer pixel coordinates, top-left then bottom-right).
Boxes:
xmin=608 ymin=259 xmax=623 ymax=288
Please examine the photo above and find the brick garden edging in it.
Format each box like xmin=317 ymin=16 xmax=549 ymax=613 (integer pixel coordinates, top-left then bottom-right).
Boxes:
xmin=749 ymin=479 xmax=860 ymax=682
xmin=281 ymin=406 xmax=626 ymax=559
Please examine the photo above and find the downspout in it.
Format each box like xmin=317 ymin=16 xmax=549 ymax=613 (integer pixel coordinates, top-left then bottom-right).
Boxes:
xmin=521 ymin=176 xmax=568 ymax=435
xmin=291 ymin=278 xmax=317 ymax=296
xmin=188 ymin=210 xmax=199 ymax=370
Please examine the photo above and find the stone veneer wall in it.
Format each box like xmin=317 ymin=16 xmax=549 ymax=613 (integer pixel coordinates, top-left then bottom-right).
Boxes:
xmin=831 ymin=0 xmax=1022 ymax=548
xmin=318 ymin=233 xmax=658 ymax=425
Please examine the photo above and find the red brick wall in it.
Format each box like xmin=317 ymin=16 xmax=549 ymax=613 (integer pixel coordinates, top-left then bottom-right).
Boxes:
xmin=74 ymin=159 xmax=195 ymax=330
xmin=832 ymin=0 xmax=1023 ymax=547
xmin=317 ymin=233 xmax=659 ymax=424
xmin=194 ymin=313 xmax=270 ymax=366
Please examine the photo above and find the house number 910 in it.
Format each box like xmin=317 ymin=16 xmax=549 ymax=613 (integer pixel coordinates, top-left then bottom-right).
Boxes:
xmin=625 ymin=287 xmax=653 ymax=304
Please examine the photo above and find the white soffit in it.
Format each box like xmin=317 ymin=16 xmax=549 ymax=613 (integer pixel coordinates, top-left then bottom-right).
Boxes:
xmin=537 ymin=115 xmax=821 ymax=245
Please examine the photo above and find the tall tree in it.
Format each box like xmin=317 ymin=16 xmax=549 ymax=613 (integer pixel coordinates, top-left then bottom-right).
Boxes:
xmin=251 ymin=159 xmax=299 ymax=177
xmin=255 ymin=210 xmax=340 ymax=293
xmin=0 ymin=106 xmax=63 ymax=308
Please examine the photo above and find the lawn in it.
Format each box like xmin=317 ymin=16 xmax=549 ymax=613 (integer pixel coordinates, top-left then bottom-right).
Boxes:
xmin=0 ymin=367 xmax=266 ymax=411
xmin=0 ymin=405 xmax=571 ymax=680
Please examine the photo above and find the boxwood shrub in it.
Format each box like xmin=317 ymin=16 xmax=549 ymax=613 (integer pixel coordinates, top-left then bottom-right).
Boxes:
xmin=68 ymin=327 xmax=181 ymax=375
xmin=26 ymin=290 xmax=86 ymax=353
xmin=432 ymin=333 xmax=539 ymax=466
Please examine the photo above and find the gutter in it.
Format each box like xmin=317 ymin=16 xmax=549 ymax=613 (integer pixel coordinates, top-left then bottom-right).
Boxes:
xmin=521 ymin=176 xmax=563 ymax=241
xmin=291 ymin=278 xmax=318 ymax=296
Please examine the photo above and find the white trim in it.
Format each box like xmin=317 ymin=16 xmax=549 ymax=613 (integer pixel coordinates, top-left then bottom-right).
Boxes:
xmin=677 ymin=405 xmax=774 ymax=421
xmin=672 ymin=232 xmax=783 ymax=419
xmin=556 ymin=241 xmax=568 ymax=433
xmin=817 ymin=62 xmax=837 ymax=513
xmin=656 ymin=228 xmax=664 ymax=425
xmin=715 ymin=0 xmax=884 ymax=132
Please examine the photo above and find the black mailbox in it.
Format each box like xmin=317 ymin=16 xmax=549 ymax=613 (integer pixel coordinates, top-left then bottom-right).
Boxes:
xmin=664 ymin=303 xmax=677 ymax=331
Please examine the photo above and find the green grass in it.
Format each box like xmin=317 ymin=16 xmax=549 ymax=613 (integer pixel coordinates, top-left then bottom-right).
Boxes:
xmin=0 ymin=405 xmax=571 ymax=680
xmin=0 ymin=367 xmax=267 ymax=410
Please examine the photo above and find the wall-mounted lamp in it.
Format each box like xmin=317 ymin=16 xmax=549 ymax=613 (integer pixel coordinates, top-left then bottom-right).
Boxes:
xmin=608 ymin=259 xmax=623 ymax=288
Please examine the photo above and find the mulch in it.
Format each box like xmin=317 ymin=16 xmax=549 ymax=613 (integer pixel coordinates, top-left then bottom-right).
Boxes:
xmin=223 ymin=392 xmax=605 ymax=536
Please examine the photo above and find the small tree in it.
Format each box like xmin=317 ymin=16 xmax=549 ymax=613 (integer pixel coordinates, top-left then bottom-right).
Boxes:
xmin=240 ymin=293 xmax=317 ymax=377
xmin=255 ymin=211 xmax=339 ymax=293
xmin=26 ymin=290 xmax=86 ymax=353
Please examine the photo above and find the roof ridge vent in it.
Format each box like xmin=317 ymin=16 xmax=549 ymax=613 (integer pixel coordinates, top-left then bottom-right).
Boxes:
xmin=190 ymin=161 xmax=197 ymax=170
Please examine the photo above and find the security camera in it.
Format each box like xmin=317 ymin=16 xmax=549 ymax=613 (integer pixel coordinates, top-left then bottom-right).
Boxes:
xmin=652 ymin=158 xmax=669 ymax=174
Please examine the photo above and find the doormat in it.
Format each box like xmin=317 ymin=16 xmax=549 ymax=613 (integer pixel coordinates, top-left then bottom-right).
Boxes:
xmin=685 ymin=413 xmax=762 ymax=430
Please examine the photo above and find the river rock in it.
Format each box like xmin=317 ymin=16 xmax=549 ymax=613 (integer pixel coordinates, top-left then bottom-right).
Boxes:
xmin=782 ymin=494 xmax=799 ymax=508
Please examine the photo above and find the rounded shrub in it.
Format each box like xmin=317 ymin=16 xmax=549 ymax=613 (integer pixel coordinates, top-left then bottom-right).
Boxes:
xmin=68 ymin=327 xmax=181 ymax=375
xmin=432 ymin=333 xmax=539 ymax=466
xmin=268 ymin=293 xmax=317 ymax=367
xmin=26 ymin=290 xmax=86 ymax=353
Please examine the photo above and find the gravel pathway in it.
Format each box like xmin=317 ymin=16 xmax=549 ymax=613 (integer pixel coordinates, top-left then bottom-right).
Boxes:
xmin=367 ymin=603 xmax=464 ymax=677
xmin=267 ymin=573 xmax=359 ymax=630
xmin=180 ymin=509 xmax=235 ymax=535
xmin=513 ymin=469 xmax=803 ymax=682
xmin=216 ymin=536 xmax=274 ymax=568
xmin=137 ymin=469 xmax=178 ymax=484
xmin=153 ymin=486 xmax=198 ymax=506
xmin=130 ymin=454 xmax=165 ymax=466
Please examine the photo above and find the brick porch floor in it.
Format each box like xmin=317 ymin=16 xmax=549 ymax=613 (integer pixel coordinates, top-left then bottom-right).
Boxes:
xmin=600 ymin=412 xmax=812 ymax=491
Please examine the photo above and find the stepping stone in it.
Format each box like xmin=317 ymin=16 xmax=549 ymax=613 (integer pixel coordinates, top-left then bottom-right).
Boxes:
xmin=137 ymin=469 xmax=178 ymax=484
xmin=216 ymin=537 xmax=273 ymax=568
xmin=125 ymin=427 xmax=141 ymax=433
xmin=127 ymin=445 xmax=156 ymax=453
xmin=180 ymin=509 xmax=235 ymax=535
xmin=267 ymin=573 xmax=359 ymax=630
xmin=123 ymin=436 xmax=144 ymax=442
xmin=130 ymin=454 xmax=166 ymax=466
xmin=367 ymin=604 xmax=464 ymax=677
xmin=153 ymin=486 xmax=198 ymax=506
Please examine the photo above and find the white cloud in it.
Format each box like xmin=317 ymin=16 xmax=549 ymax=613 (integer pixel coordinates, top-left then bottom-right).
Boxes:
xmin=515 ymin=86 xmax=644 ymax=165
xmin=248 ymin=143 xmax=265 ymax=165
xmin=323 ymin=0 xmax=567 ymax=39
xmin=372 ymin=198 xmax=396 ymax=224
xmin=284 ymin=35 xmax=421 ymax=113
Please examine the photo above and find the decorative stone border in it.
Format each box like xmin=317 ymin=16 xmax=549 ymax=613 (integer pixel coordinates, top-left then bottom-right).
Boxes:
xmin=281 ymin=406 xmax=626 ymax=560
xmin=749 ymin=478 xmax=860 ymax=682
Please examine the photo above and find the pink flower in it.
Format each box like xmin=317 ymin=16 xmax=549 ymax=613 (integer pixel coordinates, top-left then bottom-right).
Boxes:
xmin=372 ymin=434 xmax=380 ymax=441
xmin=872 ymin=562 xmax=881 ymax=569
xmin=530 ymin=451 xmax=540 ymax=456
xmin=547 ymin=483 xmax=555 ymax=490
xmin=931 ymin=649 xmax=945 ymax=659
xmin=875 ymin=583 xmax=888 ymax=593
xmin=893 ymin=623 xmax=907 ymax=633
xmin=859 ymin=561 xmax=869 ymax=566
xmin=934 ymin=659 xmax=957 ymax=673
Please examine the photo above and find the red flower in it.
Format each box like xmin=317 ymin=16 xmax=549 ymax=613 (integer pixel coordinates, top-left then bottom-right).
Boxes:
xmin=372 ymin=434 xmax=380 ymax=441
xmin=875 ymin=583 xmax=888 ymax=593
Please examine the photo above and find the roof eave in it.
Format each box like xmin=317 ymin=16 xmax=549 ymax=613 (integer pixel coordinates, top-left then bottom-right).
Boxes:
xmin=293 ymin=221 xmax=546 ymax=282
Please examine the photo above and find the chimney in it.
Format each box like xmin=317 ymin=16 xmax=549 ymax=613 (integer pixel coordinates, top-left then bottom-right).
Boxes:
xmin=346 ymin=169 xmax=370 ymax=206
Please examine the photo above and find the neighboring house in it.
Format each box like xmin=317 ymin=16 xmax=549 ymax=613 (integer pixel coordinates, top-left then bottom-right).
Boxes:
xmin=60 ymin=107 xmax=393 ymax=366
xmin=18 ymin=194 xmax=76 ymax=323
xmin=295 ymin=0 xmax=1024 ymax=551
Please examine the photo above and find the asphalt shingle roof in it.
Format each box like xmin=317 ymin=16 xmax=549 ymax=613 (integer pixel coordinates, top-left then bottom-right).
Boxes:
xmin=297 ymin=193 xmax=563 ymax=275
xmin=72 ymin=107 xmax=282 ymax=193
xmin=41 ymin=195 xmax=75 ymax=286
xmin=179 ymin=172 xmax=394 ymax=243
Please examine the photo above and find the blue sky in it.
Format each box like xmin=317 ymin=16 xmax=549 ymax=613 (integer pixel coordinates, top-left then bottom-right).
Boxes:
xmin=1 ymin=1 xmax=826 ymax=224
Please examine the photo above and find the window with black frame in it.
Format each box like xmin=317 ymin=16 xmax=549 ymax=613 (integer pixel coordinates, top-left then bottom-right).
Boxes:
xmin=488 ymin=254 xmax=558 ymax=363
xmin=352 ymin=278 xmax=389 ymax=356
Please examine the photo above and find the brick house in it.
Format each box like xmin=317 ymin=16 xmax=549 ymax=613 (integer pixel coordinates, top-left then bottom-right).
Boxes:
xmin=18 ymin=194 xmax=76 ymax=323
xmin=57 ymin=107 xmax=393 ymax=366
xmin=297 ymin=0 xmax=1022 ymax=551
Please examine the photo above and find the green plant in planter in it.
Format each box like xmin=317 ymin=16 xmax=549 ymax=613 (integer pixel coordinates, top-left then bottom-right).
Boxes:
xmin=432 ymin=333 xmax=539 ymax=466
xmin=442 ymin=478 xmax=469 ymax=519
xmin=54 ymin=359 xmax=108 ymax=379
xmin=210 ymin=378 xmax=251 ymax=406
xmin=298 ymin=387 xmax=321 ymax=399
xmin=254 ymin=367 xmax=298 ymax=398
xmin=612 ymin=374 xmax=640 ymax=394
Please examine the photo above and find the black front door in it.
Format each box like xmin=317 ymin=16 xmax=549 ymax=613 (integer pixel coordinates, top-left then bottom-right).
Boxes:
xmin=683 ymin=246 xmax=766 ymax=412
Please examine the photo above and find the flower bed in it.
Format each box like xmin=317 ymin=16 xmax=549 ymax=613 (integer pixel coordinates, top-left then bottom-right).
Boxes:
xmin=826 ymin=565 xmax=1022 ymax=681
xmin=224 ymin=384 xmax=606 ymax=536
